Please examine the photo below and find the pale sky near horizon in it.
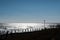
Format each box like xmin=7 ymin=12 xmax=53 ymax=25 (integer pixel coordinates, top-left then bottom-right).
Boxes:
xmin=0 ymin=0 xmax=60 ymax=23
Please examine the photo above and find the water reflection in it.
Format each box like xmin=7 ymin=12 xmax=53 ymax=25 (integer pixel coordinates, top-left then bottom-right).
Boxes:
xmin=0 ymin=23 xmax=58 ymax=35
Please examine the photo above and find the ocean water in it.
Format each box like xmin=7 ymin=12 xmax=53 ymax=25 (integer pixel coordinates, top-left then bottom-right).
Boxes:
xmin=0 ymin=23 xmax=57 ymax=34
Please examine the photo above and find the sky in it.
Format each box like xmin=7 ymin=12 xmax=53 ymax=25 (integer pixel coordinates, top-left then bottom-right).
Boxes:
xmin=0 ymin=0 xmax=60 ymax=23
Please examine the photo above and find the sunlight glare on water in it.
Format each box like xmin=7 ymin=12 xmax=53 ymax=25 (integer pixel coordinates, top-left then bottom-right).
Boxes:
xmin=7 ymin=23 xmax=44 ymax=29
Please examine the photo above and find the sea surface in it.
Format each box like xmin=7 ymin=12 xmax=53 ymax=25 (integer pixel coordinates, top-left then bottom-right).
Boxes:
xmin=0 ymin=23 xmax=57 ymax=34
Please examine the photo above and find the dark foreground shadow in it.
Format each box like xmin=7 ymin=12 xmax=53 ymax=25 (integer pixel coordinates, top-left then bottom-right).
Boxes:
xmin=0 ymin=28 xmax=60 ymax=40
